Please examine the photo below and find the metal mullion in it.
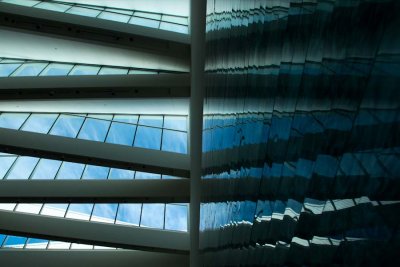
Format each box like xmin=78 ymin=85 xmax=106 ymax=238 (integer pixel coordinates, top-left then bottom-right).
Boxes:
xmin=36 ymin=62 xmax=50 ymax=77
xmin=46 ymin=113 xmax=61 ymax=134
xmin=88 ymin=203 xmax=95 ymax=222
xmin=113 ymin=203 xmax=120 ymax=224
xmin=17 ymin=113 xmax=32 ymax=131
xmin=138 ymin=203 xmax=144 ymax=226
xmin=131 ymin=115 xmax=140 ymax=149
xmin=2 ymin=156 xmax=19 ymax=180
xmin=27 ymin=158 xmax=42 ymax=180
xmin=64 ymin=203 xmax=70 ymax=218
xmin=102 ymin=114 xmax=114 ymax=144
xmin=160 ymin=115 xmax=165 ymax=151
xmin=163 ymin=203 xmax=166 ymax=230
xmin=74 ymin=114 xmax=87 ymax=139
xmin=7 ymin=63 xmax=24 ymax=77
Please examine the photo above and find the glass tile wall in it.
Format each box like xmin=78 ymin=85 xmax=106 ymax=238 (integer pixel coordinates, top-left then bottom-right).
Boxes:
xmin=0 ymin=113 xmax=188 ymax=154
xmin=0 ymin=0 xmax=189 ymax=34
xmin=200 ymin=0 xmax=400 ymax=266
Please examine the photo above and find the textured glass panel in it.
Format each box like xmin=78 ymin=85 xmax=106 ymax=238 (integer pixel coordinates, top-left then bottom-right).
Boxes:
xmin=69 ymin=65 xmax=100 ymax=75
xmin=128 ymin=69 xmax=157 ymax=74
xmin=21 ymin=113 xmax=58 ymax=134
xmin=35 ymin=2 xmax=71 ymax=12
xmin=165 ymin=204 xmax=188 ymax=231
xmin=11 ymin=63 xmax=47 ymax=76
xmin=134 ymin=126 xmax=161 ymax=150
xmin=162 ymin=15 xmax=187 ymax=25
xmin=48 ymin=241 xmax=70 ymax=249
xmin=39 ymin=63 xmax=74 ymax=76
xmin=164 ymin=116 xmax=187 ymax=131
xmin=3 ymin=236 xmax=27 ymax=248
xmin=78 ymin=117 xmax=111 ymax=142
xmin=2 ymin=0 xmax=39 ymax=7
xmin=129 ymin=17 xmax=159 ymax=28
xmin=97 ymin=11 xmax=130 ymax=23
xmin=82 ymin=165 xmax=109 ymax=180
xmin=0 ymin=113 xmax=29 ymax=129
xmin=15 ymin=203 xmax=42 ymax=214
xmin=105 ymin=122 xmax=135 ymax=146
xmin=31 ymin=159 xmax=61 ymax=180
xmin=98 ymin=67 xmax=128 ymax=75
xmin=66 ymin=6 xmax=102 ymax=17
xmin=113 ymin=115 xmax=138 ymax=124
xmin=116 ymin=204 xmax=141 ymax=225
xmin=56 ymin=162 xmax=85 ymax=179
xmin=140 ymin=204 xmax=164 ymax=229
xmin=91 ymin=204 xmax=118 ymax=223
xmin=66 ymin=204 xmax=94 ymax=221
xmin=139 ymin=116 xmax=163 ymax=127
xmin=162 ymin=130 xmax=187 ymax=153
xmin=6 ymin=156 xmax=39 ymax=179
xmin=41 ymin=204 xmax=68 ymax=217
xmin=0 ymin=63 xmax=21 ymax=77
xmin=108 ymin=168 xmax=135 ymax=179
xmin=0 ymin=157 xmax=16 ymax=179
xmin=26 ymin=238 xmax=48 ymax=249
xmin=135 ymin=171 xmax=161 ymax=179
xmin=159 ymin=22 xmax=188 ymax=33
xmin=50 ymin=115 xmax=85 ymax=138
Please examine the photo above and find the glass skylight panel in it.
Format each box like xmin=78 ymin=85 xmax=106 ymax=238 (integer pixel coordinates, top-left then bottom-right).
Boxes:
xmin=98 ymin=67 xmax=128 ymax=75
xmin=113 ymin=115 xmax=138 ymax=124
xmin=128 ymin=69 xmax=157 ymax=74
xmin=0 ymin=203 xmax=16 ymax=211
xmin=139 ymin=115 xmax=163 ymax=127
xmin=135 ymin=171 xmax=161 ymax=179
xmin=0 ymin=63 xmax=22 ymax=77
xmin=165 ymin=204 xmax=188 ymax=232
xmin=5 ymin=156 xmax=39 ymax=179
xmin=105 ymin=122 xmax=136 ymax=146
xmin=3 ymin=236 xmax=27 ymax=248
xmin=108 ymin=168 xmax=135 ymax=179
xmin=25 ymin=238 xmax=48 ymax=249
xmin=164 ymin=116 xmax=187 ymax=131
xmin=30 ymin=159 xmax=62 ymax=180
xmin=91 ymin=204 xmax=118 ymax=223
xmin=15 ymin=203 xmax=42 ymax=214
xmin=0 ymin=113 xmax=30 ymax=130
xmin=50 ymin=114 xmax=85 ymax=138
xmin=69 ymin=65 xmax=100 ymax=75
xmin=159 ymin=22 xmax=188 ymax=34
xmin=129 ymin=17 xmax=160 ymax=28
xmin=10 ymin=63 xmax=48 ymax=77
xmin=20 ymin=113 xmax=58 ymax=134
xmin=70 ymin=243 xmax=93 ymax=249
xmin=56 ymin=162 xmax=85 ymax=179
xmin=162 ymin=130 xmax=187 ymax=153
xmin=140 ymin=204 xmax=165 ymax=229
xmin=162 ymin=15 xmax=187 ymax=25
xmin=134 ymin=12 xmax=162 ymax=21
xmin=0 ymin=156 xmax=16 ymax=179
xmin=66 ymin=204 xmax=93 ymax=221
xmin=66 ymin=6 xmax=103 ymax=18
xmin=39 ymin=63 xmax=74 ymax=76
xmin=1 ymin=0 xmax=39 ymax=7
xmin=97 ymin=11 xmax=131 ymax=23
xmin=40 ymin=204 xmax=68 ymax=217
xmin=47 ymin=241 xmax=70 ymax=249
xmin=81 ymin=165 xmax=109 ymax=180
xmin=134 ymin=126 xmax=162 ymax=150
xmin=35 ymin=2 xmax=71 ymax=12
xmin=115 ymin=204 xmax=141 ymax=226
xmin=78 ymin=117 xmax=111 ymax=142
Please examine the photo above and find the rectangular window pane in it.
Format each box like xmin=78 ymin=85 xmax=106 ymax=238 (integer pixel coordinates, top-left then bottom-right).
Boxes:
xmin=165 ymin=204 xmax=188 ymax=231
xmin=163 ymin=116 xmax=187 ymax=131
xmin=66 ymin=204 xmax=94 ymax=221
xmin=25 ymin=238 xmax=49 ymax=249
xmin=69 ymin=65 xmax=100 ymax=75
xmin=50 ymin=115 xmax=85 ymax=138
xmin=140 ymin=204 xmax=165 ymax=229
xmin=0 ymin=157 xmax=16 ymax=179
xmin=134 ymin=126 xmax=161 ymax=150
xmin=2 ymin=0 xmax=40 ymax=6
xmin=0 ymin=203 xmax=16 ymax=211
xmin=82 ymin=165 xmax=109 ymax=180
xmin=105 ymin=8 xmax=132 ymax=16
xmin=108 ymin=168 xmax=135 ymax=179
xmin=66 ymin=6 xmax=102 ymax=17
xmin=3 ymin=236 xmax=27 ymax=248
xmin=116 ymin=204 xmax=141 ymax=226
xmin=133 ymin=12 xmax=161 ymax=21
xmin=98 ymin=67 xmax=128 ymax=75
xmin=0 ymin=113 xmax=30 ymax=129
xmin=78 ymin=117 xmax=111 ymax=142
xmin=11 ymin=63 xmax=47 ymax=76
xmin=21 ymin=113 xmax=58 ymax=134
xmin=31 ymin=159 xmax=61 ymax=180
xmin=40 ymin=203 xmax=68 ymax=217
xmin=159 ymin=22 xmax=188 ymax=34
xmin=139 ymin=115 xmax=163 ymax=127
xmin=129 ymin=17 xmax=159 ymax=28
xmin=56 ymin=162 xmax=85 ymax=179
xmin=105 ymin=122 xmax=135 ymax=146
xmin=128 ymin=69 xmax=157 ymax=74
xmin=135 ymin=171 xmax=161 ymax=179
xmin=35 ymin=2 xmax=71 ymax=12
xmin=162 ymin=15 xmax=187 ymax=25
xmin=39 ymin=63 xmax=74 ymax=76
xmin=48 ymin=241 xmax=70 ymax=249
xmin=91 ymin=204 xmax=118 ymax=223
xmin=97 ymin=11 xmax=130 ymax=23
xmin=162 ymin=130 xmax=187 ymax=153
xmin=113 ymin=115 xmax=138 ymax=124
xmin=6 ymin=156 xmax=39 ymax=179
xmin=15 ymin=203 xmax=42 ymax=214
xmin=0 ymin=63 xmax=21 ymax=77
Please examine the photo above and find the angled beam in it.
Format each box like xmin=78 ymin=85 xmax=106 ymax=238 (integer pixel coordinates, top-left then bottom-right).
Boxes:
xmin=0 ymin=179 xmax=189 ymax=203
xmin=0 ymin=210 xmax=189 ymax=253
xmin=0 ymin=250 xmax=189 ymax=267
xmin=0 ymin=74 xmax=190 ymax=99
xmin=0 ymin=128 xmax=190 ymax=178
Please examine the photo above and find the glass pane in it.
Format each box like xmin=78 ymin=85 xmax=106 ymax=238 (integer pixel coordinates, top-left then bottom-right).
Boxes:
xmin=48 ymin=241 xmax=70 ymax=249
xmin=78 ymin=118 xmax=111 ymax=142
xmin=116 ymin=204 xmax=141 ymax=225
xmin=35 ymin=2 xmax=71 ymax=12
xmin=71 ymin=243 xmax=93 ymax=249
xmin=82 ymin=165 xmax=109 ymax=180
xmin=26 ymin=238 xmax=48 ymax=249
xmin=129 ymin=17 xmax=159 ymax=28
xmin=91 ymin=204 xmax=118 ymax=223
xmin=105 ymin=122 xmax=135 ymax=146
xmin=139 ymin=115 xmax=163 ymax=127
xmin=98 ymin=67 xmax=128 ymax=75
xmin=134 ymin=126 xmax=162 ymax=150
xmin=162 ymin=130 xmax=187 ymax=153
xmin=11 ymin=63 xmax=47 ymax=76
xmin=2 ymin=0 xmax=39 ymax=7
xmin=0 ymin=157 xmax=16 ymax=179
xmin=39 ymin=63 xmax=74 ymax=76
xmin=56 ymin=162 xmax=85 ymax=179
xmin=113 ymin=115 xmax=138 ymax=124
xmin=162 ymin=15 xmax=187 ymax=25
xmin=165 ymin=204 xmax=188 ymax=231
xmin=140 ymin=204 xmax=164 ymax=229
xmin=15 ymin=203 xmax=42 ymax=214
xmin=40 ymin=203 xmax=68 ymax=217
xmin=0 ymin=63 xmax=21 ymax=77
xmin=0 ymin=113 xmax=30 ymax=129
xmin=164 ymin=116 xmax=187 ymax=131
xmin=0 ymin=234 xmax=5 ymax=246
xmin=97 ymin=11 xmax=130 ymax=23
xmin=69 ymin=65 xmax=100 ymax=75
xmin=135 ymin=171 xmax=161 ymax=179
xmin=66 ymin=204 xmax=94 ymax=221
xmin=66 ymin=6 xmax=102 ymax=17
xmin=104 ymin=8 xmax=132 ymax=16
xmin=128 ymin=69 xmax=157 ymax=74
xmin=31 ymin=159 xmax=61 ymax=180
xmin=108 ymin=168 xmax=135 ymax=179
xmin=159 ymin=22 xmax=188 ymax=34
xmin=133 ymin=12 xmax=161 ymax=21
xmin=6 ymin=156 xmax=39 ymax=179
xmin=20 ymin=113 xmax=58 ymax=134
xmin=3 ymin=236 xmax=27 ymax=248
xmin=50 ymin=115 xmax=85 ymax=138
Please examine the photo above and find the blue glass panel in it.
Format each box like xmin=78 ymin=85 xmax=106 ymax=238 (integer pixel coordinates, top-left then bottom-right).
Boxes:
xmin=0 ymin=156 xmax=16 ymax=179
xmin=11 ymin=63 xmax=47 ymax=76
xmin=0 ymin=234 xmax=5 ymax=246
xmin=3 ymin=236 xmax=27 ymax=248
xmin=39 ymin=63 xmax=74 ymax=76
xmin=66 ymin=204 xmax=94 ymax=221
xmin=31 ymin=159 xmax=61 ymax=180
xmin=6 ymin=156 xmax=39 ymax=179
xmin=82 ymin=165 xmax=109 ymax=180
xmin=162 ymin=130 xmax=187 ymax=153
xmin=56 ymin=162 xmax=85 ymax=179
xmin=108 ymin=168 xmax=135 ymax=179
xmin=165 ymin=204 xmax=188 ymax=231
xmin=163 ymin=116 xmax=187 ymax=131
xmin=0 ymin=113 xmax=30 ymax=129
xmin=78 ymin=117 xmax=111 ymax=142
xmin=91 ymin=204 xmax=118 ymax=223
xmin=50 ymin=115 xmax=85 ymax=138
xmin=0 ymin=63 xmax=21 ymax=77
xmin=69 ymin=65 xmax=100 ymax=75
xmin=134 ymin=126 xmax=161 ymax=150
xmin=26 ymin=238 xmax=49 ymax=249
xmin=98 ymin=67 xmax=128 ymax=75
xmin=140 ymin=204 xmax=164 ymax=229
xmin=113 ymin=115 xmax=138 ymax=124
xmin=105 ymin=122 xmax=135 ymax=146
xmin=21 ymin=113 xmax=58 ymax=134
xmin=116 ymin=204 xmax=141 ymax=225
xmin=139 ymin=115 xmax=163 ymax=127
xmin=135 ymin=171 xmax=161 ymax=179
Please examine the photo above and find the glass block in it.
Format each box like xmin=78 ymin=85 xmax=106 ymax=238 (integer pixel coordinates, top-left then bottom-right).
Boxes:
xmin=66 ymin=204 xmax=94 ymax=221
xmin=116 ymin=204 xmax=141 ymax=226
xmin=91 ymin=204 xmax=118 ymax=223
xmin=140 ymin=204 xmax=165 ymax=229
xmin=56 ymin=162 xmax=85 ymax=179
xmin=0 ymin=113 xmax=30 ymax=129
xmin=162 ymin=130 xmax=187 ymax=153
xmin=134 ymin=126 xmax=162 ymax=150
xmin=6 ymin=156 xmax=39 ymax=179
xmin=0 ymin=63 xmax=21 ymax=77
xmin=31 ymin=159 xmax=61 ymax=180
xmin=98 ymin=67 xmax=128 ymax=75
xmin=165 ymin=204 xmax=188 ymax=231
xmin=82 ymin=165 xmax=109 ymax=180
xmin=108 ymin=168 xmax=135 ymax=179
xmin=39 ymin=63 xmax=74 ymax=76
xmin=105 ymin=122 xmax=136 ymax=146
xmin=48 ymin=241 xmax=70 ymax=249
xmin=11 ymin=63 xmax=48 ymax=76
xmin=21 ymin=113 xmax=58 ymax=134
xmin=69 ymin=65 xmax=100 ymax=75
xmin=50 ymin=115 xmax=85 ymax=138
